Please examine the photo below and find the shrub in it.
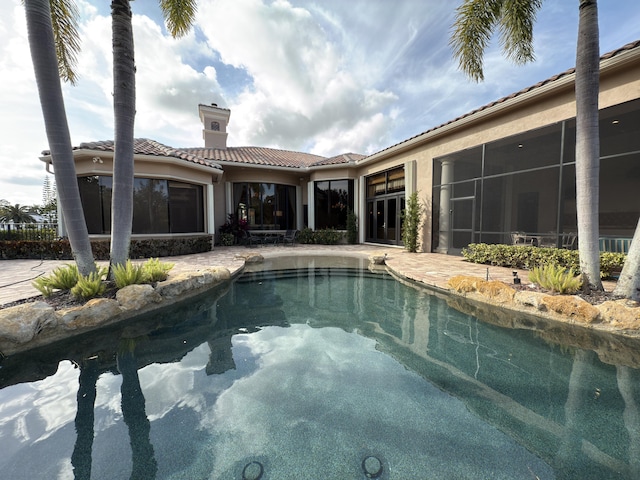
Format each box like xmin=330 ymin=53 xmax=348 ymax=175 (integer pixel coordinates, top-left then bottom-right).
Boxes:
xmin=529 ymin=264 xmax=582 ymax=294
xmin=142 ymin=258 xmax=174 ymax=282
xmin=297 ymin=227 xmax=315 ymax=244
xmin=314 ymin=228 xmax=343 ymax=245
xmin=112 ymin=260 xmax=145 ymax=289
xmin=401 ymin=192 xmax=424 ymax=252
xmin=346 ymin=211 xmax=358 ymax=244
xmin=218 ymin=214 xmax=249 ymax=243
xmin=71 ymin=269 xmax=107 ymax=300
xmin=218 ymin=232 xmax=235 ymax=246
xmin=462 ymin=243 xmax=624 ymax=280
xmin=32 ymin=264 xmax=80 ymax=296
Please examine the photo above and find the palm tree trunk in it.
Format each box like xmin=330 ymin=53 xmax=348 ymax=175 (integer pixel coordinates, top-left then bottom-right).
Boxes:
xmin=574 ymin=0 xmax=603 ymax=292
xmin=110 ymin=0 xmax=136 ymax=269
xmin=613 ymin=221 xmax=640 ymax=301
xmin=24 ymin=0 xmax=96 ymax=276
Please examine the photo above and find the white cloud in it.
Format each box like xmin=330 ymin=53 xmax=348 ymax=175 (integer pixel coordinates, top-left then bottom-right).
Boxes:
xmin=1 ymin=0 xmax=639 ymax=205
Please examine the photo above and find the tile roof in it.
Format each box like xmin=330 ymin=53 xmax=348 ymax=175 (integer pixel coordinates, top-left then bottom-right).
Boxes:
xmin=48 ymin=138 xmax=224 ymax=171
xmin=181 ymin=146 xmax=349 ymax=168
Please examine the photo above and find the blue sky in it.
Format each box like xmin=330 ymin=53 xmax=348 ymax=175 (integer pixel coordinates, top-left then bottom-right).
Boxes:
xmin=1 ymin=0 xmax=639 ymax=205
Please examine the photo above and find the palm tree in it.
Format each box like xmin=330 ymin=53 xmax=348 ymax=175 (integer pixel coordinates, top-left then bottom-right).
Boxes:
xmin=109 ymin=0 xmax=198 ymax=270
xmin=23 ymin=0 xmax=96 ymax=276
xmin=613 ymin=223 xmax=640 ymax=301
xmin=0 ymin=204 xmax=36 ymax=224
xmin=450 ymin=0 xmax=603 ymax=292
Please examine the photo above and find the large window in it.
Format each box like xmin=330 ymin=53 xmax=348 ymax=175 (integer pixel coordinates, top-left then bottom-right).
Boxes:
xmin=78 ymin=176 xmax=204 ymax=234
xmin=233 ymin=182 xmax=296 ymax=230
xmin=432 ymin=98 xmax=640 ymax=252
xmin=315 ymin=179 xmax=354 ymax=229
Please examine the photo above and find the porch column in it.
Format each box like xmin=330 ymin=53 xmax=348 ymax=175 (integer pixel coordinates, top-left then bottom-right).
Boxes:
xmin=307 ymin=181 xmax=315 ymax=230
xmin=206 ymin=184 xmax=215 ymax=235
xmin=436 ymin=160 xmax=453 ymax=254
xmin=296 ymin=185 xmax=303 ymax=230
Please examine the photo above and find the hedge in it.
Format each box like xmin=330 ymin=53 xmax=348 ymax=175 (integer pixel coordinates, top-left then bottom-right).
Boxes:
xmin=461 ymin=243 xmax=626 ymax=280
xmin=0 ymin=236 xmax=213 ymax=260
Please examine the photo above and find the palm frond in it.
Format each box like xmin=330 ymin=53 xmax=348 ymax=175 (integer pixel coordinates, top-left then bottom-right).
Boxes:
xmin=50 ymin=0 xmax=81 ymax=84
xmin=449 ymin=0 xmax=503 ymax=82
xmin=159 ymin=0 xmax=197 ymax=38
xmin=498 ymin=0 xmax=542 ymax=65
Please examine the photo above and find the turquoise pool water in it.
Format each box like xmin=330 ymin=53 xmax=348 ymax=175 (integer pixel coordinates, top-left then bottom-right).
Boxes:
xmin=0 ymin=256 xmax=638 ymax=479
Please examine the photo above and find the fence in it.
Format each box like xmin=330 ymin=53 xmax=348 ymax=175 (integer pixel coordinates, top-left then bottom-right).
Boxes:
xmin=0 ymin=223 xmax=59 ymax=241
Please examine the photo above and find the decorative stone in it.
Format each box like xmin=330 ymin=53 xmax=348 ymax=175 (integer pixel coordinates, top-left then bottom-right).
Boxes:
xmin=156 ymin=267 xmax=230 ymax=299
xmin=370 ymin=255 xmax=387 ymax=265
xmin=57 ymin=298 xmax=122 ymax=330
xmin=597 ymin=300 xmax=640 ymax=329
xmin=514 ymin=290 xmax=547 ymax=311
xmin=116 ymin=284 xmax=162 ymax=311
xmin=0 ymin=301 xmax=56 ymax=344
xmin=540 ymin=295 xmax=600 ymax=324
xmin=235 ymin=253 xmax=264 ymax=264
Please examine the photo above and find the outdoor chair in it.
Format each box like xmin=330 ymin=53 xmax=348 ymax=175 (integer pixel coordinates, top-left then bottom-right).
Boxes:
xmin=281 ymin=229 xmax=298 ymax=246
xmin=243 ymin=231 xmax=264 ymax=247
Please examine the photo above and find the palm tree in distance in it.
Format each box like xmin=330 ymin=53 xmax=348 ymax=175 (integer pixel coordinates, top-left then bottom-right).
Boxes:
xmin=23 ymin=0 xmax=96 ymax=276
xmin=0 ymin=204 xmax=37 ymax=224
xmin=450 ymin=0 xmax=604 ymax=292
xmin=109 ymin=0 xmax=198 ymax=271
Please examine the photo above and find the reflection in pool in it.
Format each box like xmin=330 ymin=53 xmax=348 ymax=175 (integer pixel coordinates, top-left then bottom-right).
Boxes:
xmin=0 ymin=256 xmax=638 ymax=479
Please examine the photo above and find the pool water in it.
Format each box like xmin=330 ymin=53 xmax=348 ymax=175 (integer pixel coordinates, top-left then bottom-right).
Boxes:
xmin=0 ymin=256 xmax=638 ymax=479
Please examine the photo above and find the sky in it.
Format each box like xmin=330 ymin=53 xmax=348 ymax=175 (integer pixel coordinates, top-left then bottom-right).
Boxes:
xmin=0 ymin=0 xmax=639 ymax=206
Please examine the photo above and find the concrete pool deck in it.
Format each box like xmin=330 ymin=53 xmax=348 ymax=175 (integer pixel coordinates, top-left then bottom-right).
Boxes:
xmin=0 ymin=243 xmax=616 ymax=307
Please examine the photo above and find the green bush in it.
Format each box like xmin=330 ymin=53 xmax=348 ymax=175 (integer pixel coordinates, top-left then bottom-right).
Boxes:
xmin=112 ymin=260 xmax=146 ymax=289
xmin=0 ymin=236 xmax=213 ymax=260
xmin=297 ymin=227 xmax=315 ymax=244
xmin=346 ymin=211 xmax=358 ymax=244
xmin=218 ymin=233 xmax=235 ymax=246
xmin=529 ymin=264 xmax=582 ymax=294
xmin=313 ymin=228 xmax=343 ymax=245
xmin=462 ymin=243 xmax=625 ymax=279
xmin=71 ymin=270 xmax=107 ymax=300
xmin=32 ymin=264 xmax=80 ymax=297
xmin=401 ymin=192 xmax=424 ymax=252
xmin=142 ymin=258 xmax=174 ymax=282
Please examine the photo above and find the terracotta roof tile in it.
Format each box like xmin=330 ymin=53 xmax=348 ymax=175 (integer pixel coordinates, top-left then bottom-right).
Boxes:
xmin=182 ymin=146 xmax=328 ymax=168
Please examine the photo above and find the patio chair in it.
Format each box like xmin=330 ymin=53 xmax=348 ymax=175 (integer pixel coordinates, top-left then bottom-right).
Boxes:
xmin=281 ymin=229 xmax=298 ymax=246
xmin=243 ymin=231 xmax=264 ymax=247
xmin=561 ymin=233 xmax=577 ymax=250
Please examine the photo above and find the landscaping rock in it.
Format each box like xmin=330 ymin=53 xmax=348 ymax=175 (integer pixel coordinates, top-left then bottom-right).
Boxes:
xmin=58 ymin=298 xmax=122 ymax=331
xmin=234 ymin=253 xmax=264 ymax=264
xmin=597 ymin=300 xmax=640 ymax=329
xmin=539 ymin=295 xmax=600 ymax=324
xmin=116 ymin=284 xmax=162 ymax=311
xmin=514 ymin=290 xmax=547 ymax=311
xmin=0 ymin=301 xmax=56 ymax=344
xmin=155 ymin=267 xmax=231 ymax=299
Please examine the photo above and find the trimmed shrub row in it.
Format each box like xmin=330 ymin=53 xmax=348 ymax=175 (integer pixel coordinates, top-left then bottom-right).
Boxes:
xmin=297 ymin=228 xmax=344 ymax=245
xmin=461 ymin=243 xmax=626 ymax=280
xmin=0 ymin=236 xmax=213 ymax=260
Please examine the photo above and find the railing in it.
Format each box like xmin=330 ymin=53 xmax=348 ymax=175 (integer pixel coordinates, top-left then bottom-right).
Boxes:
xmin=0 ymin=223 xmax=59 ymax=241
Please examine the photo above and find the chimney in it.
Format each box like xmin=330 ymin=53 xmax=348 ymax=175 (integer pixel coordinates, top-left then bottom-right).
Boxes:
xmin=198 ymin=103 xmax=230 ymax=149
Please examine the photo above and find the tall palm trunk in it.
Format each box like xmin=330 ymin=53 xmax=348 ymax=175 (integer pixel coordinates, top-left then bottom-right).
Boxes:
xmin=574 ymin=0 xmax=602 ymax=292
xmin=110 ymin=0 xmax=136 ymax=269
xmin=613 ymin=221 xmax=640 ymax=301
xmin=24 ymin=0 xmax=96 ymax=276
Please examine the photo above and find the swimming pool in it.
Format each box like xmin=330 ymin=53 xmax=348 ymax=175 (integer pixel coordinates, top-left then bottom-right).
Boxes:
xmin=0 ymin=256 xmax=638 ymax=479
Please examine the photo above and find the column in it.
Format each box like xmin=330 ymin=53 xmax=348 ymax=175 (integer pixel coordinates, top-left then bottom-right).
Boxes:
xmin=437 ymin=160 xmax=453 ymax=253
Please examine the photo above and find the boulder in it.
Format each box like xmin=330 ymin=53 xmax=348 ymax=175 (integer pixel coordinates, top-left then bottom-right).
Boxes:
xmin=116 ymin=284 xmax=162 ymax=311
xmin=234 ymin=253 xmax=264 ymax=264
xmin=514 ymin=290 xmax=547 ymax=311
xmin=0 ymin=302 xmax=56 ymax=344
xmin=57 ymin=298 xmax=122 ymax=331
xmin=540 ymin=295 xmax=600 ymax=324
xmin=597 ymin=300 xmax=640 ymax=329
xmin=155 ymin=267 xmax=231 ymax=300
